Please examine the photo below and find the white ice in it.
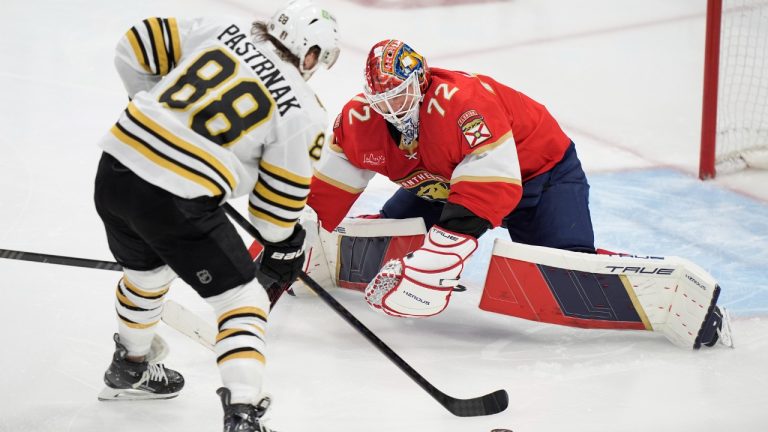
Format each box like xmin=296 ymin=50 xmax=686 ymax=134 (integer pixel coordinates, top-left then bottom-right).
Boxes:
xmin=1 ymin=0 xmax=767 ymax=431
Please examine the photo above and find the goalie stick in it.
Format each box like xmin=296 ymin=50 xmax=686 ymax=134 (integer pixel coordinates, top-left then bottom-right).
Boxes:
xmin=222 ymin=203 xmax=509 ymax=417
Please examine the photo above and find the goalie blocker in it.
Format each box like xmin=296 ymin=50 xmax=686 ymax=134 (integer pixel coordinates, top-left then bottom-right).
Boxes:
xmin=248 ymin=215 xmax=732 ymax=349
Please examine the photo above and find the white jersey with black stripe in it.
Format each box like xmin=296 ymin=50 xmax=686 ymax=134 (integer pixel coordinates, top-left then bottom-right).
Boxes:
xmin=99 ymin=18 xmax=327 ymax=242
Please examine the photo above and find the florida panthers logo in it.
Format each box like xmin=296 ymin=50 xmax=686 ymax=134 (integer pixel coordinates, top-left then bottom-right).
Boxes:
xmin=416 ymin=182 xmax=450 ymax=201
xmin=396 ymin=170 xmax=450 ymax=202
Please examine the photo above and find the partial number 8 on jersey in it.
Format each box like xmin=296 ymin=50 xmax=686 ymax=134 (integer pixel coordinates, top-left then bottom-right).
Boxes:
xmin=159 ymin=47 xmax=275 ymax=147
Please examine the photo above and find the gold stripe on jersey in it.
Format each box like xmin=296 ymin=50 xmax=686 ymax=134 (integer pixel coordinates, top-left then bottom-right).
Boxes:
xmin=126 ymin=28 xmax=152 ymax=73
xmin=450 ymin=175 xmax=522 ymax=186
xmin=147 ymin=18 xmax=169 ymax=75
xmin=313 ymin=169 xmax=365 ymax=194
xmin=166 ymin=18 xmax=181 ymax=67
xmin=140 ymin=19 xmax=160 ymax=74
xmin=248 ymin=207 xmax=297 ymax=228
xmin=217 ymin=348 xmax=265 ymax=365
xmin=123 ymin=102 xmax=237 ymax=192
xmin=111 ymin=123 xmax=224 ymax=196
xmin=122 ymin=277 xmax=170 ymax=299
xmin=253 ymin=179 xmax=308 ymax=211
xmin=259 ymin=160 xmax=311 ymax=188
xmin=249 ymin=160 xmax=310 ymax=227
xmin=128 ymin=103 xmax=236 ymax=190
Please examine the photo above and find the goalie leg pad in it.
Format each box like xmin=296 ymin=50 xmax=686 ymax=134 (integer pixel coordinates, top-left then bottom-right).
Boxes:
xmin=480 ymin=256 xmax=649 ymax=330
xmin=480 ymin=239 xmax=728 ymax=349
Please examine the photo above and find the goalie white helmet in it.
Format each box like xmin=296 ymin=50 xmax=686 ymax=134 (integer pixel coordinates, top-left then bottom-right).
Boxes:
xmin=267 ymin=0 xmax=340 ymax=80
xmin=363 ymin=39 xmax=430 ymax=144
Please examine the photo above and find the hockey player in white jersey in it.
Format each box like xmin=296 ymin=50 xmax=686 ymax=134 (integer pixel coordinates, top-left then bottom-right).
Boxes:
xmin=92 ymin=1 xmax=339 ymax=431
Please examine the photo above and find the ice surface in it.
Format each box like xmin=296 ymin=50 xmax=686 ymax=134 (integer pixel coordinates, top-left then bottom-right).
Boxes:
xmin=1 ymin=0 xmax=766 ymax=431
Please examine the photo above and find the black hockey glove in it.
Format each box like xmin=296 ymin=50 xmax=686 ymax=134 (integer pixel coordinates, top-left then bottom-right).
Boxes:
xmin=257 ymin=224 xmax=306 ymax=286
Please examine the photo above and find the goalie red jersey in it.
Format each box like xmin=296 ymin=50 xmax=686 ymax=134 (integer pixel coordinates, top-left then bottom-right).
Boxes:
xmin=309 ymin=67 xmax=572 ymax=230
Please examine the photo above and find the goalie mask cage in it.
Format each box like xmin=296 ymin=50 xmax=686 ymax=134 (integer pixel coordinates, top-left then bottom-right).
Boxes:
xmin=699 ymin=0 xmax=768 ymax=179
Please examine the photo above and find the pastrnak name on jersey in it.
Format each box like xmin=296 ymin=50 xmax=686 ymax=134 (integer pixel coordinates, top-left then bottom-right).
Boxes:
xmin=217 ymin=24 xmax=301 ymax=117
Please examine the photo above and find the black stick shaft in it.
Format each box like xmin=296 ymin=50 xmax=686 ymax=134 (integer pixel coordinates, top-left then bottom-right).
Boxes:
xmin=0 ymin=248 xmax=122 ymax=271
xmin=221 ymin=203 xmax=508 ymax=417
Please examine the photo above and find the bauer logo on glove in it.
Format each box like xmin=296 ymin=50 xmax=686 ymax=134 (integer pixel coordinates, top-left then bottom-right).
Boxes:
xmin=268 ymin=250 xmax=304 ymax=260
xmin=257 ymin=225 xmax=307 ymax=285
xmin=364 ymin=226 xmax=478 ymax=318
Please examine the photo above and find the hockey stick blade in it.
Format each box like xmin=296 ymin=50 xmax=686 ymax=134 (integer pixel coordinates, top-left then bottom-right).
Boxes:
xmin=439 ymin=389 xmax=509 ymax=417
xmin=222 ymin=203 xmax=509 ymax=417
xmin=298 ymin=271 xmax=509 ymax=417
xmin=161 ymin=300 xmax=216 ymax=351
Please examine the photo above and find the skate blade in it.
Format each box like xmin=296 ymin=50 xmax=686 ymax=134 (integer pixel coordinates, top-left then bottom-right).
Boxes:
xmin=98 ymin=386 xmax=180 ymax=401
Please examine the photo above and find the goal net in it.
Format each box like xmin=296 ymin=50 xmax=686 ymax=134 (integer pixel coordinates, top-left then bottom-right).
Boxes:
xmin=700 ymin=0 xmax=768 ymax=179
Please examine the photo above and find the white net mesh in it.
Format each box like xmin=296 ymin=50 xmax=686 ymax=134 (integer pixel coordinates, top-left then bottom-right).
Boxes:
xmin=715 ymin=0 xmax=768 ymax=172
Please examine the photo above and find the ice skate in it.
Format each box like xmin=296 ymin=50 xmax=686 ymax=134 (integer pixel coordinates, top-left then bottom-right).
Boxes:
xmin=217 ymin=387 xmax=275 ymax=432
xmin=98 ymin=333 xmax=184 ymax=401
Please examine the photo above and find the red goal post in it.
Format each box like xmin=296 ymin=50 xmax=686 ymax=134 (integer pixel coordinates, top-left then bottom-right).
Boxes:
xmin=699 ymin=0 xmax=768 ymax=179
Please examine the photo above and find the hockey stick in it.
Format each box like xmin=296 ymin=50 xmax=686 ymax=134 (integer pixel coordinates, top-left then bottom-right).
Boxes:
xmin=0 ymin=248 xmax=122 ymax=271
xmin=0 ymin=248 xmax=219 ymax=351
xmin=222 ymin=203 xmax=509 ymax=417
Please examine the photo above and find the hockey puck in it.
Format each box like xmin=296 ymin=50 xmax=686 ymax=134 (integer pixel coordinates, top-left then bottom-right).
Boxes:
xmin=491 ymin=429 xmax=513 ymax=432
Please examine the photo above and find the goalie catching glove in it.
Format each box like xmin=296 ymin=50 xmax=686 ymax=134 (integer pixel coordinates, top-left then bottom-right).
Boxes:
xmin=365 ymin=226 xmax=478 ymax=317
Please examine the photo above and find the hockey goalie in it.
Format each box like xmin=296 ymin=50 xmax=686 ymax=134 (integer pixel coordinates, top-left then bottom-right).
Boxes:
xmin=249 ymin=39 xmax=733 ymax=350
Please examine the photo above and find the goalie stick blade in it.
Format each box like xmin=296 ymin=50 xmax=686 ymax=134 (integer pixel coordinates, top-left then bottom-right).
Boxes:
xmin=441 ymin=389 xmax=509 ymax=417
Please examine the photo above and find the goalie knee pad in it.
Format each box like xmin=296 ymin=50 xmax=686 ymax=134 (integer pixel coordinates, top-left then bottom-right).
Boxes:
xmin=115 ymin=265 xmax=176 ymax=356
xmin=205 ymin=279 xmax=271 ymax=405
